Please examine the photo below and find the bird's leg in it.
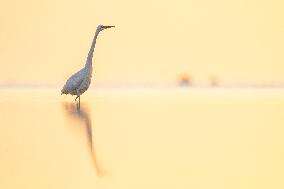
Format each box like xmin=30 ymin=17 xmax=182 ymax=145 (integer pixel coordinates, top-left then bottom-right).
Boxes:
xmin=76 ymin=89 xmax=80 ymax=109
xmin=75 ymin=89 xmax=80 ymax=101
xmin=77 ymin=96 xmax=80 ymax=109
xmin=78 ymin=95 xmax=81 ymax=109
xmin=76 ymin=101 xmax=80 ymax=111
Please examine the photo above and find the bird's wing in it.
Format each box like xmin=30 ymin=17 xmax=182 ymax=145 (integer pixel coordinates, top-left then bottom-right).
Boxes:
xmin=62 ymin=69 xmax=85 ymax=94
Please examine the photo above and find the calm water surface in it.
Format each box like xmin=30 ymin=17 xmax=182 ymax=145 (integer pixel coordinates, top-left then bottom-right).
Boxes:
xmin=1 ymin=88 xmax=284 ymax=189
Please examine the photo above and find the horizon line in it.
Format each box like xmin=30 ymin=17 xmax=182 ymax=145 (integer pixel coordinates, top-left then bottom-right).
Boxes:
xmin=1 ymin=84 xmax=284 ymax=90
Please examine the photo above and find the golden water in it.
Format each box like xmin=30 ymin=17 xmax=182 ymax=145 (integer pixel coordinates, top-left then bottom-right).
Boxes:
xmin=1 ymin=88 xmax=284 ymax=188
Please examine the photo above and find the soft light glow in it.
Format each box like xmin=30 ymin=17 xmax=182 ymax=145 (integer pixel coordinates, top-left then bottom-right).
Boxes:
xmin=1 ymin=0 xmax=284 ymax=86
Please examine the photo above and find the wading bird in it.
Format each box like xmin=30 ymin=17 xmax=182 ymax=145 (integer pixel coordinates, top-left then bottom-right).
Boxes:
xmin=61 ymin=25 xmax=115 ymax=108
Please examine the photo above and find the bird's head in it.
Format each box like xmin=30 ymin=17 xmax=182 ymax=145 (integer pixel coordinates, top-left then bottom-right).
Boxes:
xmin=97 ymin=25 xmax=115 ymax=32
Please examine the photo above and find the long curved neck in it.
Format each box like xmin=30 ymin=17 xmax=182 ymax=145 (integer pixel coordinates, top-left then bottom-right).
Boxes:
xmin=85 ymin=29 xmax=100 ymax=68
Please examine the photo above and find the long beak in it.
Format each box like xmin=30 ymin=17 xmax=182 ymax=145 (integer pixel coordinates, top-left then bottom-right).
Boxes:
xmin=102 ymin=25 xmax=115 ymax=29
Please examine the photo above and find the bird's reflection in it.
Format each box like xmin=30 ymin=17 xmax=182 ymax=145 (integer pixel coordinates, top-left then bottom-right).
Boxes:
xmin=62 ymin=102 xmax=103 ymax=176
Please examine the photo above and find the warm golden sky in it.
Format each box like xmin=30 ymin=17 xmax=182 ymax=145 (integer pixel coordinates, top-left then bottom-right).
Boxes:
xmin=1 ymin=0 xmax=284 ymax=86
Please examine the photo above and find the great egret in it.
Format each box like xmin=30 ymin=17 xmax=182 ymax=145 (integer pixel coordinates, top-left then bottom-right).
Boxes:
xmin=61 ymin=25 xmax=115 ymax=107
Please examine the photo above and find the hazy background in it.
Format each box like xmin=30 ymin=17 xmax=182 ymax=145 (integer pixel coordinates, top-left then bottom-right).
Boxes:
xmin=1 ymin=0 xmax=284 ymax=87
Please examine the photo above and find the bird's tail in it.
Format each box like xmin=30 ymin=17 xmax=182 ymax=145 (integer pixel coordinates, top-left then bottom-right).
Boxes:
xmin=61 ymin=89 xmax=65 ymax=95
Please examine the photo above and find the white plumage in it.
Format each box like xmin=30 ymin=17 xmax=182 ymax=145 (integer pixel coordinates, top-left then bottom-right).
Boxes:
xmin=61 ymin=25 xmax=115 ymax=107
